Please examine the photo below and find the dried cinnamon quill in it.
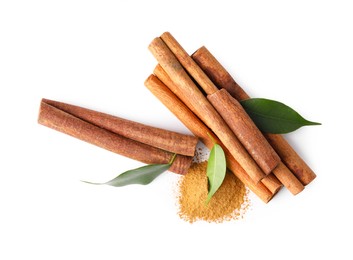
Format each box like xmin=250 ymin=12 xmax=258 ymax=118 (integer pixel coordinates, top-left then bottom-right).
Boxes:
xmin=38 ymin=99 xmax=197 ymax=175
xmin=153 ymin=64 xmax=282 ymax=195
xmin=157 ymin=32 xmax=281 ymax=176
xmin=149 ymin=36 xmax=266 ymax=184
xmin=42 ymin=98 xmax=198 ymax=157
xmin=145 ymin=75 xmax=276 ymax=203
xmin=192 ymin=46 xmax=315 ymax=187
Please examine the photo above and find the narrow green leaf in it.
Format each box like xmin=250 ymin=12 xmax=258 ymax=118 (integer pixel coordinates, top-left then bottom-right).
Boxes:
xmin=240 ymin=98 xmax=321 ymax=134
xmin=106 ymin=163 xmax=172 ymax=186
xmin=82 ymin=154 xmax=176 ymax=187
xmin=206 ymin=143 xmax=227 ymax=204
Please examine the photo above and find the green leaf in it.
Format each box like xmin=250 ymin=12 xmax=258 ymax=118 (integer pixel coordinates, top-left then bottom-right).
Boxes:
xmin=240 ymin=98 xmax=321 ymax=134
xmin=82 ymin=154 xmax=176 ymax=187
xmin=206 ymin=143 xmax=227 ymax=204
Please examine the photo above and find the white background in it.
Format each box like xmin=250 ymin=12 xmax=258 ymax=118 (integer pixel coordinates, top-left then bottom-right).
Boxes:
xmin=1 ymin=1 xmax=352 ymax=259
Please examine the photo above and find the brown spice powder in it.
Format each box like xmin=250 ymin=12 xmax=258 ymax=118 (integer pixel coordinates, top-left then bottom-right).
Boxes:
xmin=177 ymin=161 xmax=249 ymax=223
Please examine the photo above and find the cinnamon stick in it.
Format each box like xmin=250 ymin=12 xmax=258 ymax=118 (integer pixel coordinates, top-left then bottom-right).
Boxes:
xmin=191 ymin=46 xmax=248 ymax=101
xmin=272 ymin=162 xmax=304 ymax=195
xmin=261 ymin=173 xmax=284 ymax=195
xmin=159 ymin=32 xmax=280 ymax=175
xmin=38 ymin=100 xmax=193 ymax=175
xmin=153 ymin=65 xmax=282 ymax=195
xmin=148 ymin=37 xmax=266 ymax=184
xmin=266 ymin=134 xmax=315 ymax=185
xmin=42 ymin=98 xmax=198 ymax=157
xmin=192 ymin=46 xmax=316 ymax=186
xmin=207 ymin=89 xmax=281 ymax=174
xmin=145 ymin=74 xmax=275 ymax=203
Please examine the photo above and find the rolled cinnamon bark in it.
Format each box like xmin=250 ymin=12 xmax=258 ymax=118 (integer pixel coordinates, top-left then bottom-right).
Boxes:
xmin=261 ymin=173 xmax=283 ymax=195
xmin=42 ymin=98 xmax=198 ymax=157
xmin=191 ymin=46 xmax=248 ymax=101
xmin=148 ymin=37 xmax=266 ymax=183
xmin=192 ymin=46 xmax=316 ymax=186
xmin=153 ymin=65 xmax=282 ymax=195
xmin=159 ymin=32 xmax=280 ymax=175
xmin=266 ymin=134 xmax=315 ymax=185
xmin=160 ymin=32 xmax=219 ymax=95
xmin=38 ymin=100 xmax=193 ymax=175
xmin=272 ymin=162 xmax=304 ymax=195
xmin=145 ymin=74 xmax=276 ymax=203
xmin=208 ymin=89 xmax=281 ymax=174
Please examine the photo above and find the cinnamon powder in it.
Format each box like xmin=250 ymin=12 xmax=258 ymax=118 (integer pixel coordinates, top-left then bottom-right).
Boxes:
xmin=177 ymin=161 xmax=249 ymax=223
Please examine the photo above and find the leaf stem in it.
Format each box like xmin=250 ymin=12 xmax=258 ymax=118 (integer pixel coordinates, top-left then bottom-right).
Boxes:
xmin=80 ymin=180 xmax=104 ymax=185
xmin=169 ymin=153 xmax=177 ymax=164
xmin=206 ymin=132 xmax=216 ymax=145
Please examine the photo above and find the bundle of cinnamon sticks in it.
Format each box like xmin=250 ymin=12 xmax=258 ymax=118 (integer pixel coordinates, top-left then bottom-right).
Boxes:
xmin=145 ymin=32 xmax=316 ymax=203
xmin=38 ymin=98 xmax=198 ymax=175
xmin=38 ymin=32 xmax=316 ymax=204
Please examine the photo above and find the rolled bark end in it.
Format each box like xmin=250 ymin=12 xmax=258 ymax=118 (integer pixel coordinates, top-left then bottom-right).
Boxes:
xmin=272 ymin=162 xmax=305 ymax=195
xmin=261 ymin=174 xmax=283 ymax=195
xmin=266 ymin=134 xmax=317 ymax=186
xmin=170 ymin=155 xmax=193 ymax=175
xmin=192 ymin=46 xmax=249 ymax=101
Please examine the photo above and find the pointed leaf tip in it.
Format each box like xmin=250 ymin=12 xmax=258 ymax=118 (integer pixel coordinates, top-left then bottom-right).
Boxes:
xmin=82 ymin=162 xmax=172 ymax=187
xmin=240 ymin=98 xmax=321 ymax=134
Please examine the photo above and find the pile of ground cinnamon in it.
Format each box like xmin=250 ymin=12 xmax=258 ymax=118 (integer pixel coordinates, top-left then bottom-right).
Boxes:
xmin=177 ymin=161 xmax=249 ymax=223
